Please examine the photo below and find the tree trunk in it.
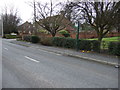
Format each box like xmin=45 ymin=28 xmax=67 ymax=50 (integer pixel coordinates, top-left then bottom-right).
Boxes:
xmin=98 ymin=36 xmax=103 ymax=42
xmin=97 ymin=33 xmax=103 ymax=52
xmin=51 ymin=32 xmax=56 ymax=37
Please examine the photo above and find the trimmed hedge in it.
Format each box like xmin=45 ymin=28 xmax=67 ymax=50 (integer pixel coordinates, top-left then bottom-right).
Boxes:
xmin=23 ymin=35 xmax=31 ymax=42
xmin=5 ymin=34 xmax=17 ymax=39
xmin=52 ymin=37 xmax=65 ymax=47
xmin=62 ymin=33 xmax=70 ymax=37
xmin=59 ymin=30 xmax=70 ymax=37
xmin=31 ymin=35 xmax=40 ymax=43
xmin=40 ymin=37 xmax=53 ymax=46
xmin=52 ymin=37 xmax=100 ymax=51
xmin=91 ymin=40 xmax=100 ymax=52
xmin=64 ymin=38 xmax=76 ymax=48
xmin=108 ymin=42 xmax=120 ymax=56
xmin=52 ymin=37 xmax=75 ymax=49
xmin=78 ymin=40 xmax=92 ymax=51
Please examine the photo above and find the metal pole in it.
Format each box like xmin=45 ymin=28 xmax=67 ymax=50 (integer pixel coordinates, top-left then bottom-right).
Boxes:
xmin=33 ymin=0 xmax=37 ymax=35
xmin=76 ymin=21 xmax=80 ymax=51
xmin=1 ymin=17 xmax=3 ymax=37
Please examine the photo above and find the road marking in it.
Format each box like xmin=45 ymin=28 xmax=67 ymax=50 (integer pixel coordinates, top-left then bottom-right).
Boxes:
xmin=56 ymin=54 xmax=61 ymax=56
xmin=25 ymin=56 xmax=39 ymax=63
xmin=4 ymin=48 xmax=8 ymax=50
xmin=38 ymin=49 xmax=49 ymax=53
xmin=39 ymin=49 xmax=62 ymax=56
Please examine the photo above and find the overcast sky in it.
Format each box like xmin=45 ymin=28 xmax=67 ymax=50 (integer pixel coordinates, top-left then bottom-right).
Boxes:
xmin=1 ymin=0 xmax=118 ymax=23
xmin=0 ymin=0 xmax=67 ymax=23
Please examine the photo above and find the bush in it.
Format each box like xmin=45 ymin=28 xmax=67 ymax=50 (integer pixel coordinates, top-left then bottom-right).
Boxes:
xmin=108 ymin=42 xmax=120 ymax=56
xmin=31 ymin=35 xmax=40 ymax=43
xmin=62 ymin=33 xmax=70 ymax=37
xmin=59 ymin=30 xmax=68 ymax=34
xmin=108 ymin=42 xmax=114 ymax=53
xmin=78 ymin=40 xmax=92 ymax=51
xmin=52 ymin=37 xmax=66 ymax=47
xmin=91 ymin=40 xmax=100 ymax=52
xmin=63 ymin=38 xmax=76 ymax=48
xmin=52 ymin=37 xmax=93 ymax=50
xmin=38 ymin=29 xmax=48 ymax=34
xmin=40 ymin=37 xmax=53 ymax=46
xmin=52 ymin=37 xmax=75 ymax=48
xmin=23 ymin=35 xmax=31 ymax=42
xmin=5 ymin=34 xmax=17 ymax=39
xmin=59 ymin=30 xmax=70 ymax=37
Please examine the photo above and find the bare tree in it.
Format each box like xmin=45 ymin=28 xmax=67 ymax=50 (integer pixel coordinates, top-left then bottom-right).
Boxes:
xmin=35 ymin=1 xmax=71 ymax=37
xmin=68 ymin=1 xmax=120 ymax=42
xmin=115 ymin=6 xmax=120 ymax=32
xmin=2 ymin=6 xmax=21 ymax=35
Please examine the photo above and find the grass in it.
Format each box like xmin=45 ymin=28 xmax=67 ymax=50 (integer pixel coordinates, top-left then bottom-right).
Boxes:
xmin=87 ymin=36 xmax=120 ymax=42
xmin=5 ymin=34 xmax=17 ymax=39
xmin=86 ymin=36 xmax=120 ymax=49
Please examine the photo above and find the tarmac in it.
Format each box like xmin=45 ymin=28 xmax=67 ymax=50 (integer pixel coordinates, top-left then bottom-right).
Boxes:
xmin=9 ymin=39 xmax=120 ymax=67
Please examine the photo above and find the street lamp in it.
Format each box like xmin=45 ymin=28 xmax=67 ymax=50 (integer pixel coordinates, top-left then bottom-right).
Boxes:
xmin=75 ymin=21 xmax=80 ymax=51
xmin=0 ymin=17 xmax=3 ymax=37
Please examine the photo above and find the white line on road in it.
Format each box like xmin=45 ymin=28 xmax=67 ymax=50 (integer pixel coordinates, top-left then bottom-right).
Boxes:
xmin=39 ymin=49 xmax=62 ymax=56
xmin=39 ymin=49 xmax=49 ymax=53
xmin=25 ymin=56 xmax=39 ymax=63
xmin=56 ymin=54 xmax=61 ymax=56
xmin=4 ymin=48 xmax=8 ymax=50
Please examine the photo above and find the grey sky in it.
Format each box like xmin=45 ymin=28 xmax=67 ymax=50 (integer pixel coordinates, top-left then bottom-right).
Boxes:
xmin=1 ymin=0 xmax=118 ymax=23
xmin=0 ymin=0 xmax=67 ymax=23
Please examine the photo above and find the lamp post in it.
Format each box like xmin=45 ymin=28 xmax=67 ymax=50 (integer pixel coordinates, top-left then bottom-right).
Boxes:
xmin=33 ymin=0 xmax=37 ymax=35
xmin=75 ymin=21 xmax=80 ymax=51
xmin=0 ymin=17 xmax=3 ymax=37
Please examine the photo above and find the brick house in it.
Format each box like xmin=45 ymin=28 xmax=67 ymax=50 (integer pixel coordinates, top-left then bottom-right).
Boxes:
xmin=18 ymin=21 xmax=35 ymax=36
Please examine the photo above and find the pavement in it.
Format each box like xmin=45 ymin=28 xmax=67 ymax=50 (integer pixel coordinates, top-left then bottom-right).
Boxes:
xmin=10 ymin=39 xmax=119 ymax=67
xmin=2 ymin=39 xmax=118 ymax=88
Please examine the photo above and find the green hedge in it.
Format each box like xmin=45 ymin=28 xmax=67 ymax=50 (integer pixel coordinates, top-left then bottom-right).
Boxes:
xmin=23 ymin=35 xmax=31 ymax=42
xmin=78 ymin=40 xmax=92 ymax=51
xmin=59 ymin=30 xmax=70 ymax=37
xmin=23 ymin=35 xmax=40 ymax=43
xmin=52 ymin=37 xmax=65 ymax=47
xmin=52 ymin=37 xmax=100 ymax=51
xmin=62 ymin=33 xmax=70 ymax=37
xmin=91 ymin=40 xmax=100 ymax=52
xmin=5 ymin=34 xmax=17 ymax=39
xmin=108 ymin=42 xmax=120 ymax=56
xmin=64 ymin=38 xmax=75 ymax=48
xmin=40 ymin=37 xmax=53 ymax=46
xmin=31 ymin=35 xmax=40 ymax=43
xmin=52 ymin=37 xmax=75 ymax=49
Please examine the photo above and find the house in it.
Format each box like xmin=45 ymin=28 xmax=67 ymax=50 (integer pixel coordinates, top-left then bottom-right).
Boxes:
xmin=18 ymin=21 xmax=35 ymax=35
xmin=37 ymin=11 xmax=76 ymax=34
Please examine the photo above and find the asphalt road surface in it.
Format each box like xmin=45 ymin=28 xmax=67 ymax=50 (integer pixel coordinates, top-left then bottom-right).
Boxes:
xmin=2 ymin=39 xmax=118 ymax=88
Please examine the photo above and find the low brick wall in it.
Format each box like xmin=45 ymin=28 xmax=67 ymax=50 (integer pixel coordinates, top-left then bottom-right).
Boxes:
xmin=19 ymin=31 xmax=120 ymax=39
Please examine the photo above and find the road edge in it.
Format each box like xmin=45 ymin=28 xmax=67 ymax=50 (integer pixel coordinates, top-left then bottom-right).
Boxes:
xmin=11 ymin=41 xmax=119 ymax=67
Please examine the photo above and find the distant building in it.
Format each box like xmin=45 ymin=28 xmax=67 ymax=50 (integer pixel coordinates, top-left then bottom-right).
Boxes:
xmin=18 ymin=21 xmax=35 ymax=35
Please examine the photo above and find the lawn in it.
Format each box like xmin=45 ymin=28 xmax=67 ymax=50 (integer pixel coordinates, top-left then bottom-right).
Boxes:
xmin=86 ymin=36 xmax=120 ymax=49
xmin=87 ymin=36 xmax=120 ymax=42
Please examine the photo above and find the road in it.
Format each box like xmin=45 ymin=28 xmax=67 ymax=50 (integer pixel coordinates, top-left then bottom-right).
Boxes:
xmin=2 ymin=39 xmax=118 ymax=88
